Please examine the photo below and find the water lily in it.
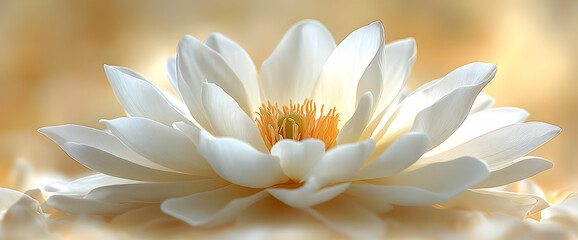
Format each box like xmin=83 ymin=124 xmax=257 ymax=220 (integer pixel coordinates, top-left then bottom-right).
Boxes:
xmin=39 ymin=20 xmax=559 ymax=239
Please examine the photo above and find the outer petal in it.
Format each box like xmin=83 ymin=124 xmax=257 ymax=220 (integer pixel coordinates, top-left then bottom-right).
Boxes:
xmin=46 ymin=195 xmax=145 ymax=215
xmin=442 ymin=189 xmax=546 ymax=218
xmin=270 ymin=139 xmax=325 ymax=181
xmin=261 ymin=20 xmax=335 ymax=105
xmin=347 ymin=156 xmax=489 ymax=206
xmin=336 ymin=92 xmax=373 ymax=145
xmin=102 ymin=117 xmax=215 ymax=177
xmin=267 ymin=177 xmax=350 ymax=208
xmin=39 ymin=125 xmax=172 ymax=171
xmin=104 ymin=65 xmax=193 ymax=126
xmin=201 ymin=83 xmax=268 ymax=152
xmin=205 ymin=33 xmax=261 ymax=108
xmin=473 ymin=157 xmax=553 ymax=188
xmin=60 ymin=142 xmax=198 ymax=182
xmin=304 ymin=196 xmax=385 ymax=240
xmin=313 ymin=21 xmax=384 ymax=124
xmin=419 ymin=122 xmax=561 ymax=168
xmin=86 ymin=179 xmax=229 ymax=203
xmin=161 ymin=185 xmax=268 ymax=227
xmin=44 ymin=174 xmax=138 ymax=196
xmin=165 ymin=57 xmax=178 ymax=94
xmin=426 ymin=107 xmax=529 ymax=156
xmin=198 ymin=131 xmax=288 ymax=188
xmin=372 ymin=63 xmax=496 ymax=156
xmin=306 ymin=139 xmax=375 ymax=184
xmin=352 ymin=132 xmax=429 ymax=180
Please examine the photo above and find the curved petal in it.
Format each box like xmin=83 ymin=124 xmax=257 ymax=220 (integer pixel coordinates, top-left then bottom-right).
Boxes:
xmin=201 ymin=83 xmax=268 ymax=152
xmin=469 ymin=91 xmax=495 ymax=114
xmin=270 ymin=139 xmax=325 ymax=181
xmin=442 ymin=189 xmax=547 ymax=218
xmin=336 ymin=92 xmax=373 ymax=145
xmin=353 ymin=132 xmax=429 ymax=180
xmin=198 ymin=131 xmax=288 ymax=188
xmin=313 ymin=21 xmax=384 ymax=124
xmin=371 ymin=38 xmax=417 ymax=119
xmin=268 ymin=177 xmax=350 ymax=208
xmin=419 ymin=122 xmax=561 ymax=168
xmin=39 ymin=124 xmax=170 ymax=171
xmin=102 ymin=117 xmax=215 ymax=177
xmin=161 ymin=185 xmax=267 ymax=227
xmin=46 ymin=195 xmax=145 ymax=215
xmin=61 ymin=142 xmax=198 ymax=182
xmin=473 ymin=157 xmax=552 ymax=188
xmin=261 ymin=20 xmax=335 ymax=105
xmin=205 ymin=32 xmax=261 ymax=109
xmin=0 ymin=188 xmax=30 ymax=211
xmin=44 ymin=174 xmax=139 ymax=196
xmin=426 ymin=107 xmax=529 ymax=156
xmin=306 ymin=139 xmax=375 ymax=184
xmin=104 ymin=65 xmax=193 ymax=126
xmin=165 ymin=57 xmax=178 ymax=93
xmin=86 ymin=179 xmax=229 ymax=203
xmin=348 ymin=156 xmax=489 ymax=206
xmin=304 ymin=196 xmax=385 ymax=240
xmin=372 ymin=63 xmax=497 ymax=156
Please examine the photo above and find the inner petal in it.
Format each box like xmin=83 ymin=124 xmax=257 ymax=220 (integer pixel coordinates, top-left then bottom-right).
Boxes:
xmin=256 ymin=99 xmax=339 ymax=151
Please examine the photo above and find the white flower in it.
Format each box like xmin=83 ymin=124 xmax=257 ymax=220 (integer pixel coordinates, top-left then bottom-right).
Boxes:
xmin=39 ymin=20 xmax=559 ymax=239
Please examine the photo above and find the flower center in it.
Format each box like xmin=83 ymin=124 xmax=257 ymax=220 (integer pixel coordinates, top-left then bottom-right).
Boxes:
xmin=256 ymin=99 xmax=339 ymax=151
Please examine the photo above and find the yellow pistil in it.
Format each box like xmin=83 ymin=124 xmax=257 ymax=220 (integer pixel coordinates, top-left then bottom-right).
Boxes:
xmin=256 ymin=99 xmax=339 ymax=151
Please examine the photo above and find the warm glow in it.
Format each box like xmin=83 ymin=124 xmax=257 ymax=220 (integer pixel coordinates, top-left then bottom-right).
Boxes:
xmin=256 ymin=99 xmax=339 ymax=151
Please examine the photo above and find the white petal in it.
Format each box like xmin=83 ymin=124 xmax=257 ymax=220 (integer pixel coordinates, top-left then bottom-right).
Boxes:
xmin=44 ymin=174 xmax=138 ymax=196
xmin=104 ymin=65 xmax=193 ymax=126
xmin=176 ymin=35 xmax=253 ymax=119
xmin=261 ymin=20 xmax=335 ymax=105
xmin=348 ymin=156 xmax=489 ymax=206
xmin=353 ymin=132 xmax=429 ymax=180
xmin=373 ymin=63 xmax=496 ymax=155
xmin=165 ymin=57 xmax=178 ymax=93
xmin=469 ymin=91 xmax=495 ymax=114
xmin=39 ymin=124 xmax=170 ymax=170
xmin=304 ymin=196 xmax=385 ymax=240
xmin=102 ymin=117 xmax=215 ymax=177
xmin=46 ymin=195 xmax=145 ymax=215
xmin=270 ymin=139 xmax=325 ymax=181
xmin=201 ymin=83 xmax=268 ymax=152
xmin=86 ymin=179 xmax=229 ymax=203
xmin=0 ymin=188 xmax=29 ymax=211
xmin=473 ymin=157 xmax=552 ymax=188
xmin=313 ymin=21 xmax=384 ymax=123
xmin=198 ymin=131 xmax=288 ymax=188
xmin=371 ymin=38 xmax=417 ymax=118
xmin=161 ymin=185 xmax=267 ymax=227
xmin=268 ymin=176 xmax=350 ymax=208
xmin=442 ymin=189 xmax=546 ymax=218
xmin=173 ymin=121 xmax=201 ymax=146
xmin=426 ymin=107 xmax=529 ymax=156
xmin=306 ymin=139 xmax=375 ymax=184
xmin=336 ymin=92 xmax=373 ymax=145
xmin=61 ymin=142 xmax=197 ymax=182
xmin=205 ymin=32 xmax=261 ymax=109
xmin=419 ymin=122 xmax=560 ymax=168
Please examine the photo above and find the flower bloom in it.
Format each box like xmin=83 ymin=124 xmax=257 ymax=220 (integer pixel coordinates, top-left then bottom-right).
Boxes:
xmin=40 ymin=20 xmax=559 ymax=238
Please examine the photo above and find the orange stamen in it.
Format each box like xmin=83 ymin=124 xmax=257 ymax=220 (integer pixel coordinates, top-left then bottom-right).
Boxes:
xmin=256 ymin=99 xmax=339 ymax=151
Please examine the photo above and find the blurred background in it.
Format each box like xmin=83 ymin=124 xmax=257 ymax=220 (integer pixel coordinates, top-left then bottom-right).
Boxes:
xmin=0 ymin=0 xmax=576 ymax=195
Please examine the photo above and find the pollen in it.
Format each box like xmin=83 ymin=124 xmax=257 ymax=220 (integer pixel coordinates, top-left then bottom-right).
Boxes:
xmin=256 ymin=99 xmax=339 ymax=151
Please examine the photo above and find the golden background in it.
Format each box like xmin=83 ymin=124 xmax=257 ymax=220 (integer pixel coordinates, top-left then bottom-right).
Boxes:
xmin=1 ymin=0 xmax=576 ymax=194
